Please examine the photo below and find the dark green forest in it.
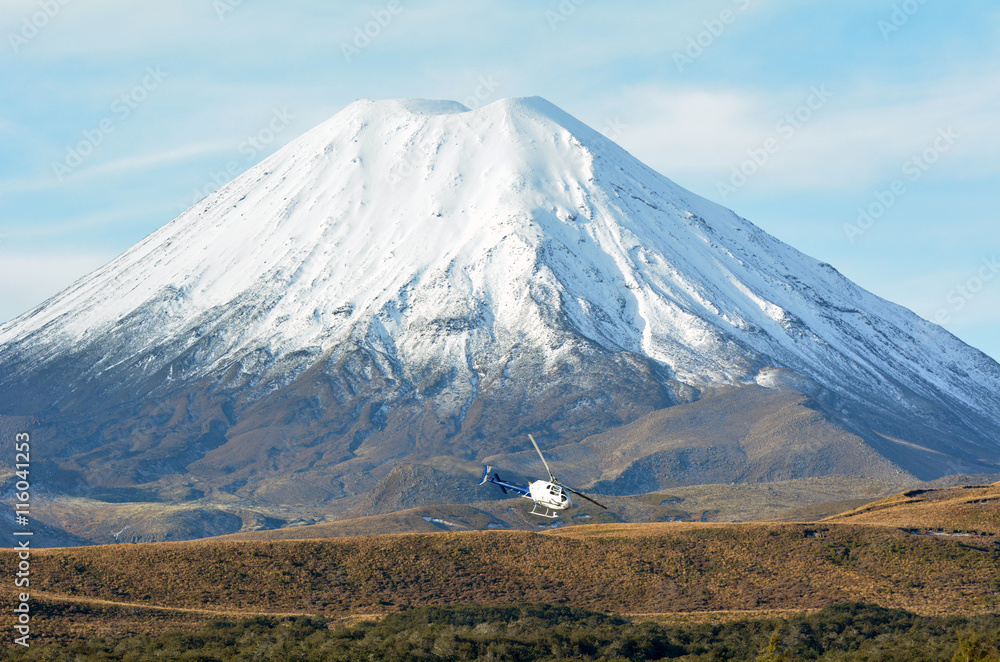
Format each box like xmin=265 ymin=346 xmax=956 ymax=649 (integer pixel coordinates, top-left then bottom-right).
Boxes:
xmin=3 ymin=602 xmax=998 ymax=661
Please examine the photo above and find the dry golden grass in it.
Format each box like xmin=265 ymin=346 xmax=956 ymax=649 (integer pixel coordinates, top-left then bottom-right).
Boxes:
xmin=826 ymin=482 xmax=1000 ymax=534
xmin=6 ymin=516 xmax=999 ymax=643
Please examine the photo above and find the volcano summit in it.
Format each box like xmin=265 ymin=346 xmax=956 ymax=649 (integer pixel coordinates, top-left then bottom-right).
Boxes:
xmin=2 ymin=97 xmax=999 ymax=532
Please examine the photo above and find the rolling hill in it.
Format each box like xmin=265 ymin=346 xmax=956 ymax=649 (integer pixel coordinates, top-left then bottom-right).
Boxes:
xmin=7 ymin=515 xmax=998 ymax=644
xmin=826 ymin=481 xmax=1000 ymax=534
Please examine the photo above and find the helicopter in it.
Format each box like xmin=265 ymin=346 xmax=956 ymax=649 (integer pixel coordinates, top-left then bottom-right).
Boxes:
xmin=479 ymin=434 xmax=607 ymax=518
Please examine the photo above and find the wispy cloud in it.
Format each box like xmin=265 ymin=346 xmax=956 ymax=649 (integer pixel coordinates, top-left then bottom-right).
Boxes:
xmin=0 ymin=139 xmax=231 ymax=197
xmin=0 ymin=249 xmax=115 ymax=324
xmin=1 ymin=203 xmax=166 ymax=243
xmin=588 ymin=69 xmax=1000 ymax=194
xmin=63 ymin=139 xmax=233 ymax=182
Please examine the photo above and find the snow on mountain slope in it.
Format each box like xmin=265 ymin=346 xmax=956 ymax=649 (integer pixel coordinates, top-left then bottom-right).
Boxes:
xmin=1 ymin=97 xmax=999 ymax=490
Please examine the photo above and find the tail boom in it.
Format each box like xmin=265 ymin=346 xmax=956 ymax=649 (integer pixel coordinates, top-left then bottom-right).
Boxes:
xmin=479 ymin=465 xmax=529 ymax=497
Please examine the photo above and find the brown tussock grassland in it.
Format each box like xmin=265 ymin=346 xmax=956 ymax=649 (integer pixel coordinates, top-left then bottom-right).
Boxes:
xmin=5 ymin=512 xmax=999 ymax=644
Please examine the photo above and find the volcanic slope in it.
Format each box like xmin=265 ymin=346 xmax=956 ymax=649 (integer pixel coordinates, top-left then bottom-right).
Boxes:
xmin=0 ymin=97 xmax=998 ymax=515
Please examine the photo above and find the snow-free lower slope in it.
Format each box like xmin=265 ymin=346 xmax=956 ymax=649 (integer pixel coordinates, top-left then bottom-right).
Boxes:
xmin=1 ymin=97 xmax=999 ymax=504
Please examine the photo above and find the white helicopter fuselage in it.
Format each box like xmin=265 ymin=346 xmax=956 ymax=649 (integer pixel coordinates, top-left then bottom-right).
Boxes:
xmin=528 ymin=480 xmax=573 ymax=511
xmin=479 ymin=434 xmax=606 ymax=518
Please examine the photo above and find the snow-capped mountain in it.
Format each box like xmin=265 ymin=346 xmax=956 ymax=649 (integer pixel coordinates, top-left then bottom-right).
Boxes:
xmin=2 ymin=97 xmax=999 ymax=505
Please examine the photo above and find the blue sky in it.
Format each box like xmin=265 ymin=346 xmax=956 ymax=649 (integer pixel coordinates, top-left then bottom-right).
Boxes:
xmin=2 ymin=0 xmax=998 ymax=360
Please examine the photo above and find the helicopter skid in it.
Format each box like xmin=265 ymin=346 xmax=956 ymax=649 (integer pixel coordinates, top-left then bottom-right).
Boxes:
xmin=529 ymin=503 xmax=560 ymax=518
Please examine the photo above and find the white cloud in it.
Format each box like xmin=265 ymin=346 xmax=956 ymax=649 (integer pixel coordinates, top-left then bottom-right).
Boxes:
xmin=0 ymin=250 xmax=114 ymax=324
xmin=65 ymin=139 xmax=233 ymax=183
xmin=0 ymin=139 xmax=230 ymax=198
xmin=581 ymin=85 xmax=764 ymax=173
xmin=2 ymin=203 xmax=163 ymax=243
xmin=583 ymin=71 xmax=1000 ymax=195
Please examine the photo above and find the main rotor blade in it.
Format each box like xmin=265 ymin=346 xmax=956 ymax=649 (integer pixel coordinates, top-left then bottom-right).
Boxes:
xmin=527 ymin=434 xmax=555 ymax=482
xmin=565 ymin=486 xmax=608 ymax=510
